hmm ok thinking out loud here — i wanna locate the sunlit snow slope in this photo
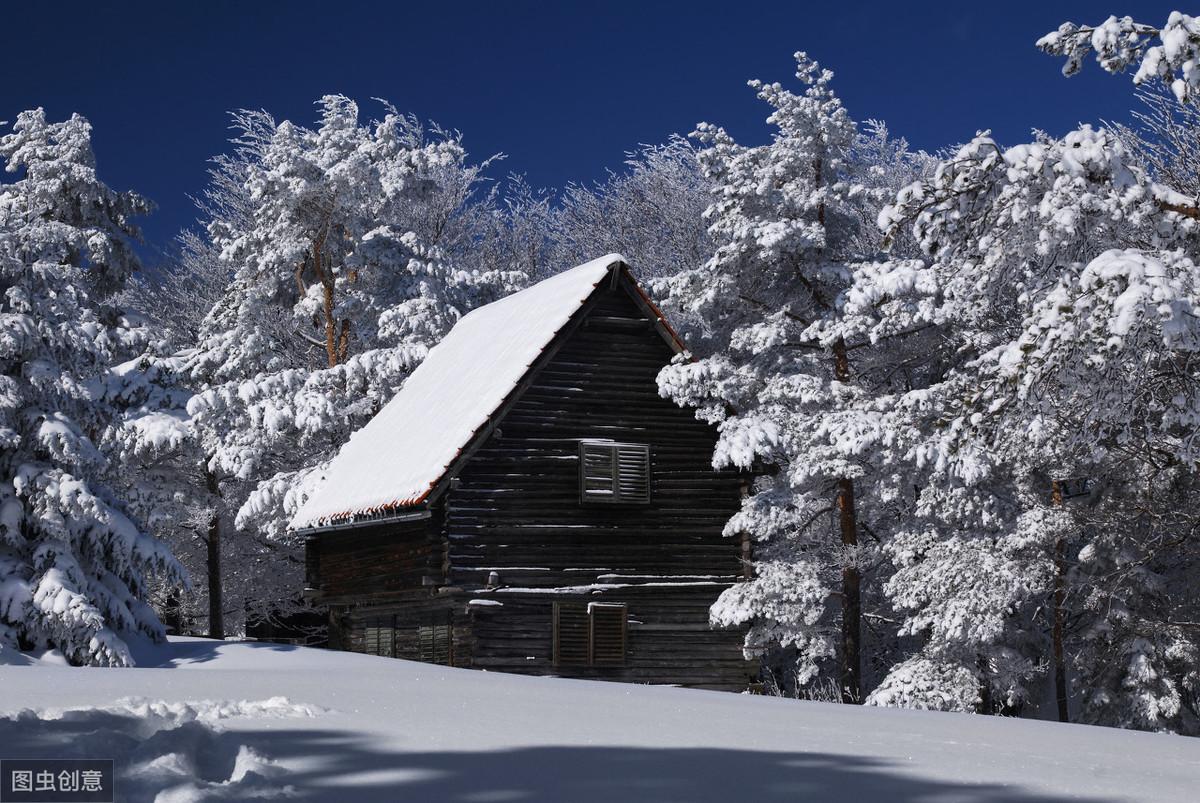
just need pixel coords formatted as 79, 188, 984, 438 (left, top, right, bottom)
1, 637, 1196, 802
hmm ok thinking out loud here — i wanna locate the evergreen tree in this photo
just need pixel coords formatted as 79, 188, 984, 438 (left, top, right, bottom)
659, 55, 935, 700
0, 109, 181, 665
859, 18, 1200, 727
178, 97, 524, 629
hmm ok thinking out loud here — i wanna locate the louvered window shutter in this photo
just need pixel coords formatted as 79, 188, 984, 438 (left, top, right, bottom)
418, 625, 434, 662
579, 441, 650, 504
364, 616, 395, 657
434, 626, 451, 665
580, 442, 617, 500
615, 445, 650, 503
419, 612, 453, 665
553, 602, 627, 667
553, 602, 590, 666
588, 603, 627, 665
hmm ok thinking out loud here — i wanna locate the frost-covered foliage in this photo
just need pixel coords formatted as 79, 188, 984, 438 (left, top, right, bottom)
0, 109, 182, 665
114, 230, 249, 637
542, 137, 714, 283
652, 24, 1200, 731
849, 19, 1200, 730
94, 346, 229, 637
506, 137, 718, 343
174, 97, 524, 627
1038, 12, 1200, 103
1114, 88, 1200, 202
657, 54, 936, 699
865, 656, 982, 712
124, 231, 231, 352
98, 354, 195, 548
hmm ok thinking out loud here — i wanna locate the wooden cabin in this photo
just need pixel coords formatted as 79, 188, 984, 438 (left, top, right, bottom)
293, 255, 756, 691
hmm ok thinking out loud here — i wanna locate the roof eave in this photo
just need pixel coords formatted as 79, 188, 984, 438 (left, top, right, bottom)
293, 505, 433, 536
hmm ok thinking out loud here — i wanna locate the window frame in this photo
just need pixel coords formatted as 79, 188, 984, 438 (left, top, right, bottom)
578, 440, 651, 505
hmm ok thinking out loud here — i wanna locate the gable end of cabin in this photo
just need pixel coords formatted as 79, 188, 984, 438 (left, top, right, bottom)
303, 262, 756, 691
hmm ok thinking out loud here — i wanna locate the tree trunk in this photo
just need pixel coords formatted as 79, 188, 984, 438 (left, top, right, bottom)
205, 468, 224, 641
313, 236, 341, 369
300, 226, 343, 368
833, 337, 861, 704
162, 591, 183, 636
1051, 479, 1069, 723
814, 155, 861, 703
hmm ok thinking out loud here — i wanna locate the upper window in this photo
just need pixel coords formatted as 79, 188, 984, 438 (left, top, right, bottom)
579, 440, 650, 504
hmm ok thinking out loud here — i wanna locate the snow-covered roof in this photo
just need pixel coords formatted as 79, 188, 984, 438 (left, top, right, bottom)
292, 254, 669, 532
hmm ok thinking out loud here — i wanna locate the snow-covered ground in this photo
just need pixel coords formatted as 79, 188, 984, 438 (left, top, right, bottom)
1, 638, 1197, 802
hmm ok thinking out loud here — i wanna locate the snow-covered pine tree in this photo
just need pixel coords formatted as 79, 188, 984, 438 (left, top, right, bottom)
658, 54, 936, 701
1032, 7, 1200, 733
0, 109, 181, 665
101, 227, 238, 639
865, 30, 1200, 727
97, 348, 206, 636
118, 203, 288, 638
179, 97, 523, 630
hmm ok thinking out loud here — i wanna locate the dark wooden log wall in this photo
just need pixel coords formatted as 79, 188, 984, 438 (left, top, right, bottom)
445, 286, 755, 691
335, 596, 472, 667
308, 517, 457, 658
310, 518, 440, 605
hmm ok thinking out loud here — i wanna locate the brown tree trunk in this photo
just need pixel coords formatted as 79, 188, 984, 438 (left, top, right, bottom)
312, 234, 340, 369
815, 152, 861, 703
1051, 480, 1069, 723
336, 318, 352, 364
205, 468, 224, 641
301, 227, 345, 368
833, 337, 861, 704
321, 280, 338, 367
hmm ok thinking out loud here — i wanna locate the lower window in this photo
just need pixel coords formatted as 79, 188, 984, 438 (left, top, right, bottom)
553, 601, 627, 666
364, 615, 395, 657
419, 612, 453, 665
363, 611, 454, 665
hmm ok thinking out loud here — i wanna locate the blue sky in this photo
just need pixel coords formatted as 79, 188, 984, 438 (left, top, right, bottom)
1, 1, 1178, 257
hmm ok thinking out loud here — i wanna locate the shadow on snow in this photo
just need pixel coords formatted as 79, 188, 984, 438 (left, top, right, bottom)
218, 727, 1118, 803
127, 636, 301, 667
0, 706, 1122, 802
